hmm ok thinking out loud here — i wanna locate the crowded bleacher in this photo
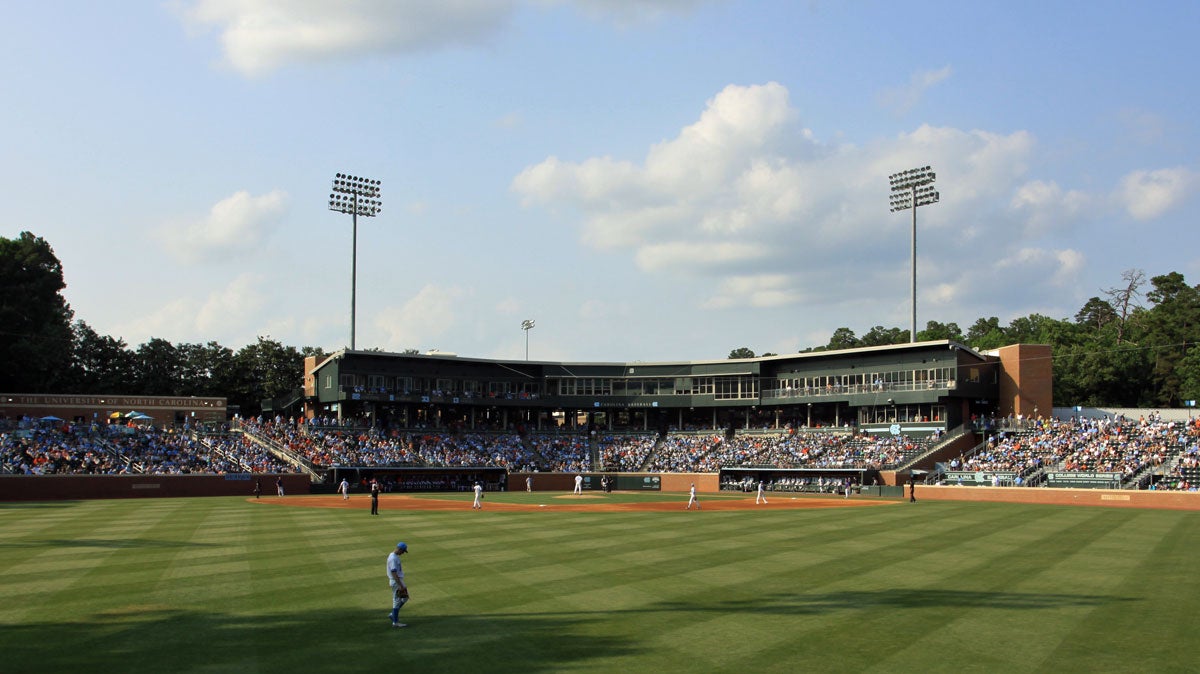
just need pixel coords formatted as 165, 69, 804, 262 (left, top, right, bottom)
949, 413, 1200, 489
4, 411, 1198, 492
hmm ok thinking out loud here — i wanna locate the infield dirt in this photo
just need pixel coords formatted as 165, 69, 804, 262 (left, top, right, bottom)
253, 493, 896, 512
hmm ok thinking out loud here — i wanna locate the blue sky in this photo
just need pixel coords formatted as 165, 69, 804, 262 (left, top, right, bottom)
3, 1, 1197, 362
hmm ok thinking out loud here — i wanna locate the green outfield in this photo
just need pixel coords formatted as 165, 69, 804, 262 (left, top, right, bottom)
1, 493, 1198, 673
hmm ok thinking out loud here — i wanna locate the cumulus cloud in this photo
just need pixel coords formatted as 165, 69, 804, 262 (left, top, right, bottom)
703, 274, 805, 309
995, 247, 1085, 286
513, 82, 1064, 311
878, 65, 953, 114
178, 0, 516, 76
373, 284, 468, 352
1010, 180, 1093, 233
177, 0, 712, 75
1115, 167, 1198, 221
114, 272, 270, 347
158, 189, 289, 263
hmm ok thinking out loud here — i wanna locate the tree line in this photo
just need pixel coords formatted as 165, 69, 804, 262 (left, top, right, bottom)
729, 267, 1198, 408
3, 232, 1197, 414
1, 232, 316, 415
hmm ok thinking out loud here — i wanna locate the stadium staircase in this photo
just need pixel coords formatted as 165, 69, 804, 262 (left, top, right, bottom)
259, 388, 305, 416
236, 426, 323, 482
636, 436, 666, 471
895, 424, 973, 477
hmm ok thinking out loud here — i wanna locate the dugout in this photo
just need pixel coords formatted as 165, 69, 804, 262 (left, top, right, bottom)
720, 467, 881, 495
323, 466, 508, 494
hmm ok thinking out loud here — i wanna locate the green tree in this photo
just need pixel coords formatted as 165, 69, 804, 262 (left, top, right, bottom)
177, 341, 239, 398
1179, 347, 1200, 405
859, 325, 908, 347
134, 338, 184, 395
917, 320, 964, 342
231, 336, 305, 415
966, 317, 1007, 350
728, 347, 755, 359
1074, 297, 1118, 331
71, 321, 136, 393
825, 327, 858, 350
0, 232, 75, 392
1005, 314, 1064, 344
1140, 272, 1199, 406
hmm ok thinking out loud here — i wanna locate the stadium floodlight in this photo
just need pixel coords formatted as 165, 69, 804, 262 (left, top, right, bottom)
521, 319, 536, 360
329, 173, 382, 351
888, 165, 939, 343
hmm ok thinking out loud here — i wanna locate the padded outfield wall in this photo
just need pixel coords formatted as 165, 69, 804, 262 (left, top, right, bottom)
0, 474, 311, 501
913, 484, 1200, 510
4, 474, 1197, 510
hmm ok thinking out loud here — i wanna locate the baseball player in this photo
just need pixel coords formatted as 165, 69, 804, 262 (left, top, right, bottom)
472, 482, 484, 509
387, 542, 409, 628
573, 474, 583, 495
756, 480, 768, 505
686, 483, 700, 510
339, 478, 350, 500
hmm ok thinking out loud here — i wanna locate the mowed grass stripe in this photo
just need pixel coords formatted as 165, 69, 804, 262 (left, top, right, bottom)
629, 504, 1117, 671
3, 496, 1200, 674
2, 500, 199, 620
857, 507, 1149, 672
1030, 510, 1200, 671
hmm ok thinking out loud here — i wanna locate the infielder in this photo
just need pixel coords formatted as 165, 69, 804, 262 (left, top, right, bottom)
339, 478, 350, 500
756, 480, 768, 504
573, 474, 583, 495
686, 483, 700, 510
472, 482, 484, 509
387, 542, 409, 628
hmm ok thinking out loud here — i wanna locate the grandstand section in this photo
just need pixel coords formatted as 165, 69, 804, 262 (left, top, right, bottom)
35, 342, 1200, 501
293, 340, 1048, 441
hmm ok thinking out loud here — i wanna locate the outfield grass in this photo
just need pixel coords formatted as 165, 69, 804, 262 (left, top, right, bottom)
1, 492, 1198, 673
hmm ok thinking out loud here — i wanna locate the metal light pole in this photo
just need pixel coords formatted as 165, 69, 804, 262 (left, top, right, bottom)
888, 165, 939, 343
521, 319, 535, 360
329, 173, 382, 350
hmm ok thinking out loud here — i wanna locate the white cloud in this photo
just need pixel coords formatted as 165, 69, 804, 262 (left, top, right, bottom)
178, 0, 713, 76
1115, 167, 1198, 221
634, 240, 769, 272
878, 65, 953, 114
703, 274, 804, 309
113, 272, 270, 347
514, 83, 1060, 312
158, 189, 289, 263
179, 0, 516, 76
373, 284, 468, 352
995, 247, 1084, 286
1010, 180, 1093, 233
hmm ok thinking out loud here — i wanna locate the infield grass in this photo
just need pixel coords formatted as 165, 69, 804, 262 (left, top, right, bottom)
1, 492, 1198, 673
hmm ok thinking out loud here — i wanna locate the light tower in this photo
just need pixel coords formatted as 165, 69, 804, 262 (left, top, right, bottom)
888, 165, 939, 343
329, 173, 382, 350
521, 319, 535, 360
